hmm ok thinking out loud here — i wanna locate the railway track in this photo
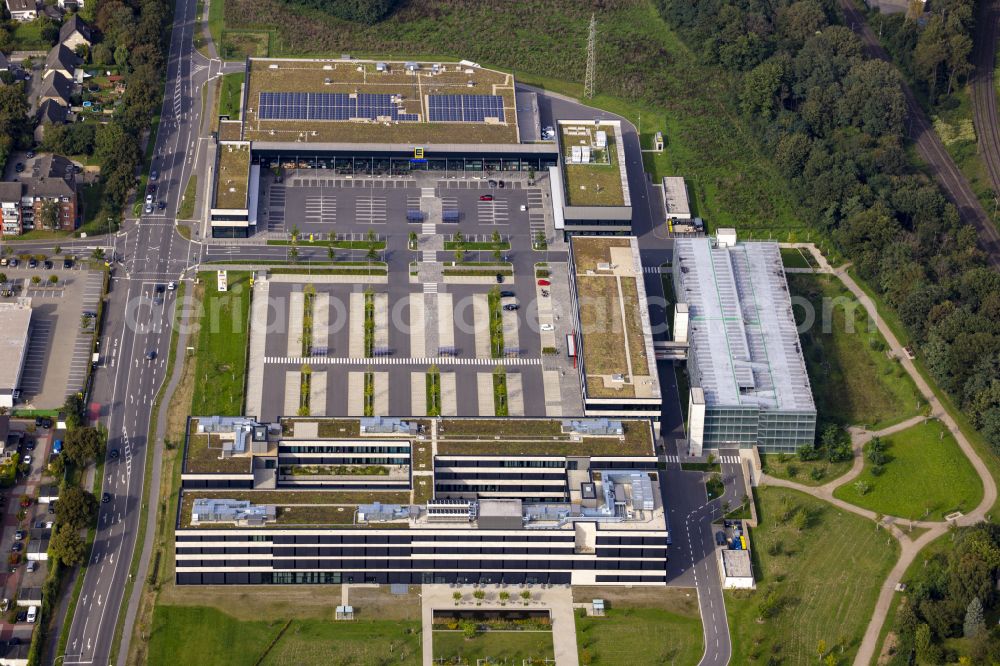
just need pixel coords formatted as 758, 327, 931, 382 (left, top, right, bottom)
972, 0, 1000, 210
839, 0, 1000, 269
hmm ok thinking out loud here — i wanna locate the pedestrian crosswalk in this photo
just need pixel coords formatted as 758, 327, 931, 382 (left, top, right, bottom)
663, 455, 680, 463
421, 223, 436, 235
423, 282, 438, 294
264, 355, 542, 366
643, 266, 665, 274
719, 455, 740, 464
421, 250, 436, 263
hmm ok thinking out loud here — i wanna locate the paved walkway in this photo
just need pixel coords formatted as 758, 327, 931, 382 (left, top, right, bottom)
420, 583, 579, 666
768, 244, 998, 666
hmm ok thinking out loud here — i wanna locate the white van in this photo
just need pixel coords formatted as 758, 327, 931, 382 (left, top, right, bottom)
26, 605, 37, 623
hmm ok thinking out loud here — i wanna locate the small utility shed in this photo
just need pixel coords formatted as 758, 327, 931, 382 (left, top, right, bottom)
718, 549, 754, 589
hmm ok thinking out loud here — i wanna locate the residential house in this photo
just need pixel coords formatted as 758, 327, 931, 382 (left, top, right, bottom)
44, 44, 80, 82
37, 71, 73, 108
34, 100, 70, 143
5, 0, 37, 21
59, 15, 93, 51
42, 4, 64, 21
22, 155, 78, 232
0, 182, 24, 237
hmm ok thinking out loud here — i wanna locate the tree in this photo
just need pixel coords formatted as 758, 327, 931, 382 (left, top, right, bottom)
520, 589, 531, 604
53, 245, 61, 256
114, 44, 130, 73
963, 597, 985, 638
499, 590, 510, 605
0, 273, 6, 284
366, 245, 378, 262
816, 639, 827, 661
452, 591, 461, 605
63, 427, 106, 467
50, 524, 87, 565
49, 275, 59, 285
408, 231, 417, 248
473, 589, 485, 605
30, 276, 40, 285
55, 486, 98, 530
740, 59, 785, 119
326, 245, 334, 261
92, 43, 113, 66
491, 229, 501, 244
288, 246, 299, 263
454, 249, 465, 263
38, 199, 61, 230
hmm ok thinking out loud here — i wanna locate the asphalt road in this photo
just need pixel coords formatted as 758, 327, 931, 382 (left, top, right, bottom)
58, 0, 204, 661
840, 0, 1000, 269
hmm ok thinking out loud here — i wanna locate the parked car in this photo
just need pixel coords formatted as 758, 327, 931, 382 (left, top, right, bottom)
10, 543, 23, 553
540, 324, 554, 331
167, 281, 176, 291
26, 561, 36, 573
27, 258, 37, 268
109, 448, 119, 460
63, 258, 73, 269
43, 260, 52, 269
41, 417, 52, 429
15, 611, 26, 623
502, 304, 519, 311
102, 493, 112, 504
495, 274, 504, 284
145, 350, 156, 360
0, 258, 7, 266
145, 194, 153, 204
26, 606, 36, 623
13, 531, 24, 541
7, 258, 17, 267
479, 194, 494, 201
499, 290, 515, 298
14, 163, 23, 173
48, 502, 56, 515
0, 599, 9, 612
150, 170, 158, 181
22, 455, 31, 466
537, 279, 551, 287
144, 203, 153, 214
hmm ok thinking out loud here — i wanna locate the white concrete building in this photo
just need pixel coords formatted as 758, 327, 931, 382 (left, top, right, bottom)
0, 299, 32, 409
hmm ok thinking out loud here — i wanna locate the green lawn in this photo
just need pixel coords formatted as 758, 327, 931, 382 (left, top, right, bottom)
725, 487, 898, 664
148, 605, 421, 665
760, 453, 853, 487
779, 247, 815, 269
190, 271, 252, 415
433, 630, 553, 663
788, 273, 925, 429
575, 607, 703, 665
10, 19, 51, 50
219, 72, 245, 119
832, 420, 983, 521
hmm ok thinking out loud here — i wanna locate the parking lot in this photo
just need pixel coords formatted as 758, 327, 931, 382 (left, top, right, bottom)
0, 265, 103, 409
259, 171, 533, 238
242, 169, 581, 421
0, 417, 56, 644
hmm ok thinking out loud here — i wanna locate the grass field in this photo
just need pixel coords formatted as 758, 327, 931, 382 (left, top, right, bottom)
832, 420, 983, 521
788, 273, 924, 429
576, 607, 703, 664
725, 487, 898, 664
219, 72, 245, 119
760, 453, 853, 487
779, 247, 816, 269
219, 0, 809, 239
189, 271, 252, 415
148, 606, 421, 666
433, 630, 553, 664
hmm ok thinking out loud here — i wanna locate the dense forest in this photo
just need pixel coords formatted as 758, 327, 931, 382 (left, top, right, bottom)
888, 524, 1000, 664
657, 0, 1000, 458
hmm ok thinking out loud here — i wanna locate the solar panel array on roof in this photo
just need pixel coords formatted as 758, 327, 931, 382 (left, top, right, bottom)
427, 94, 505, 122
257, 92, 419, 122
